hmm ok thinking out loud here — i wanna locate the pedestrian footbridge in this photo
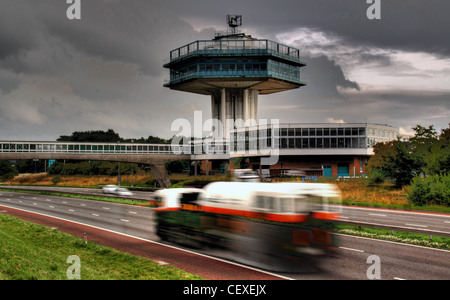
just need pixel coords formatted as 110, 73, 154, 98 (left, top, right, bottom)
0, 141, 191, 188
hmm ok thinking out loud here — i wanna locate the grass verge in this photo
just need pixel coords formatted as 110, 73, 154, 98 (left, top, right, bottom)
334, 224, 450, 251
0, 213, 203, 280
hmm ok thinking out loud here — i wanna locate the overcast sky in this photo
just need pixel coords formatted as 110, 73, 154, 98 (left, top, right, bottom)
0, 0, 449, 141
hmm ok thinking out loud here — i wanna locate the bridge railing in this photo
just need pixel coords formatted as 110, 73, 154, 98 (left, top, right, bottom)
0, 141, 192, 155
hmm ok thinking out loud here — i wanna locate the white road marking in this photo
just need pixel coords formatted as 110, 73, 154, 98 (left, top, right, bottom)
369, 213, 387, 217
49, 206, 55, 208
394, 277, 407, 280
68, 209, 75, 212
405, 223, 428, 228
92, 213, 99, 217
128, 211, 137, 214
120, 219, 129, 222
339, 246, 365, 253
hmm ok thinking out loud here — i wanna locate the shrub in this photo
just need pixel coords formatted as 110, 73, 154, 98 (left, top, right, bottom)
51, 176, 62, 185
408, 174, 450, 206
368, 168, 386, 184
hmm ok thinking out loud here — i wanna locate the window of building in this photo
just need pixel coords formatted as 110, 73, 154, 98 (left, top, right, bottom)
345, 137, 351, 148
316, 128, 323, 136
289, 138, 295, 148
330, 138, 337, 148
288, 128, 295, 136
302, 138, 309, 148
317, 138, 323, 148
302, 128, 309, 136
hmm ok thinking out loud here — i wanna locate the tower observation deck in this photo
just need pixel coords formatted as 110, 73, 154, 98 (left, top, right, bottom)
163, 15, 306, 139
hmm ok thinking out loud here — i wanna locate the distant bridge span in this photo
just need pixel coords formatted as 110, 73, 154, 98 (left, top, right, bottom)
0, 141, 191, 188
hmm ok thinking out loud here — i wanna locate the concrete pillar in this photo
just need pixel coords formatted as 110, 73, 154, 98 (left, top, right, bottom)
247, 89, 258, 126
221, 88, 226, 139
243, 89, 249, 122
149, 164, 171, 188
211, 94, 218, 120
253, 90, 258, 121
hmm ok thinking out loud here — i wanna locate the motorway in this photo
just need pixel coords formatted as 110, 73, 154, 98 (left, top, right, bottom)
0, 187, 449, 280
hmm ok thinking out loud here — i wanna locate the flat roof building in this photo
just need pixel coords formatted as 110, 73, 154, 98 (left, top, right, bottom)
193, 122, 402, 178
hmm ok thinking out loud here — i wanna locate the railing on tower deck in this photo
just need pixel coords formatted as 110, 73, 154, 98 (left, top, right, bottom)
167, 39, 302, 64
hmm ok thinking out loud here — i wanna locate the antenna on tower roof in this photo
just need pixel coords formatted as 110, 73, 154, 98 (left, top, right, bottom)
227, 14, 242, 35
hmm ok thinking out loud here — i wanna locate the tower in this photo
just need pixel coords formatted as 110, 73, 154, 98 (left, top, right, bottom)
164, 15, 306, 140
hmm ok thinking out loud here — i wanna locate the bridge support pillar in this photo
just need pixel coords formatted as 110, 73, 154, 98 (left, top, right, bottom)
149, 164, 172, 188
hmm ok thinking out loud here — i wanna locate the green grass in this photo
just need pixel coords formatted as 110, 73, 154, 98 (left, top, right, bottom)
0, 214, 203, 280
334, 224, 450, 250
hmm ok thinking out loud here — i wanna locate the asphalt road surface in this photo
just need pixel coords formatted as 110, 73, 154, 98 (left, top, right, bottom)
1, 189, 449, 280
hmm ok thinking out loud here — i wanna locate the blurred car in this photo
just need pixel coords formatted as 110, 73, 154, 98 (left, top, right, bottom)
102, 185, 119, 194
114, 187, 133, 196
102, 185, 133, 196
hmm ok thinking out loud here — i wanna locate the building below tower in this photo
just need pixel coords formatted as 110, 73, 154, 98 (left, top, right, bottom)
192, 122, 408, 178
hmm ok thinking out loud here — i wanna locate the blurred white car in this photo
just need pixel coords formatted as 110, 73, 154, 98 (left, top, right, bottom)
114, 187, 133, 196
102, 185, 133, 196
102, 185, 119, 194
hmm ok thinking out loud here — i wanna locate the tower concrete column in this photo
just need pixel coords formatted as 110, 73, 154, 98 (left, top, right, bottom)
220, 88, 226, 139
211, 94, 218, 120
243, 89, 249, 122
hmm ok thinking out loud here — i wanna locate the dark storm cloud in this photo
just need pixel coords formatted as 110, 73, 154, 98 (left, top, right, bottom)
301, 55, 360, 98
165, 0, 450, 57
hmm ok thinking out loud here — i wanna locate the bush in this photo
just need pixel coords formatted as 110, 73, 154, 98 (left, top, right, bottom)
0, 161, 18, 181
408, 174, 450, 206
368, 168, 386, 184
51, 176, 62, 185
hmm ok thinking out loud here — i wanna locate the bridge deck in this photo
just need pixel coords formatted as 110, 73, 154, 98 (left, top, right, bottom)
0, 141, 190, 155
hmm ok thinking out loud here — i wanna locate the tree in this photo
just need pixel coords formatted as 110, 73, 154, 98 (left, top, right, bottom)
367, 123, 449, 186
0, 161, 18, 181
57, 129, 122, 142
384, 140, 422, 187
